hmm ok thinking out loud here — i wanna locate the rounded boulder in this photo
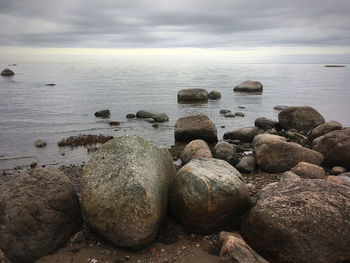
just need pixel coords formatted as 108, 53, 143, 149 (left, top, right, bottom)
180, 139, 212, 165
170, 158, 250, 233
81, 135, 175, 250
0, 168, 82, 263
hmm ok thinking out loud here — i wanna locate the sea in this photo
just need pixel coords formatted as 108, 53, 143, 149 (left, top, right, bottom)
0, 61, 349, 170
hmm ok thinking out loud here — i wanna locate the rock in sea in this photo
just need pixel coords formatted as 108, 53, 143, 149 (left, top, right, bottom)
208, 90, 221, 100
0, 68, 15, 76
233, 80, 263, 92
0, 168, 82, 263
170, 158, 250, 233
177, 88, 208, 102
35, 139, 47, 148
81, 135, 175, 250
174, 114, 218, 143
95, 109, 110, 118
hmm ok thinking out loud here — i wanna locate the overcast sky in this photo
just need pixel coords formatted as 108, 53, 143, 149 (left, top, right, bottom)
0, 0, 350, 61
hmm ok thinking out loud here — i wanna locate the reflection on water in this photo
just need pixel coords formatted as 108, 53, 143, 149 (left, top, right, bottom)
0, 61, 349, 169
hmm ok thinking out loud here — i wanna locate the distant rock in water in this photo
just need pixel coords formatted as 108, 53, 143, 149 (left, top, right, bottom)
109, 121, 120, 126
233, 80, 263, 92
220, 109, 231, 114
1, 68, 15, 76
35, 139, 47, 148
177, 88, 208, 102
208, 90, 221, 100
235, 112, 244, 117
45, 83, 56, 86
136, 111, 169, 122
94, 109, 110, 118
324, 65, 346, 67
126, 113, 136, 119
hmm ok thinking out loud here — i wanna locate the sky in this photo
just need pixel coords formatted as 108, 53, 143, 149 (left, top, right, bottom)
0, 0, 350, 63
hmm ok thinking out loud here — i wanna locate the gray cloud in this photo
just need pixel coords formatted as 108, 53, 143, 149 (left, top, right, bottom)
0, 0, 349, 48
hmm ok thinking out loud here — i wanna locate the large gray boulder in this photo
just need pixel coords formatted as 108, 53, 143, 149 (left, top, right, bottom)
254, 134, 323, 173
241, 175, 350, 263
0, 168, 82, 263
81, 135, 175, 250
233, 80, 263, 92
278, 106, 325, 134
170, 158, 250, 233
223, 127, 259, 143
0, 68, 15, 76
180, 139, 212, 165
177, 88, 208, 102
174, 115, 218, 143
309, 120, 342, 140
313, 128, 350, 169
212, 141, 238, 165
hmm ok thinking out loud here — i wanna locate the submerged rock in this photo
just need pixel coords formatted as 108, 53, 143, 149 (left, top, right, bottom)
0, 168, 82, 263
174, 115, 218, 143
278, 106, 325, 134
233, 80, 263, 92
177, 88, 208, 102
126, 113, 136, 118
0, 68, 15, 76
95, 109, 110, 118
208, 90, 221, 99
170, 158, 250, 233
136, 110, 155, 119
241, 175, 350, 263
220, 109, 231, 114
81, 135, 175, 250
35, 139, 47, 148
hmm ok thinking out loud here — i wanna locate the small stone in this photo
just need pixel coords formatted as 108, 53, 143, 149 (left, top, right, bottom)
220, 109, 231, 114
238, 106, 245, 109
126, 114, 135, 119
35, 139, 47, 148
152, 124, 159, 128
224, 112, 236, 118
95, 109, 110, 118
109, 121, 120, 126
331, 166, 346, 175
235, 112, 244, 117
30, 161, 38, 168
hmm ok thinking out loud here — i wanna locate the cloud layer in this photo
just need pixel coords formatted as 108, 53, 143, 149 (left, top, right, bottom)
0, 0, 349, 49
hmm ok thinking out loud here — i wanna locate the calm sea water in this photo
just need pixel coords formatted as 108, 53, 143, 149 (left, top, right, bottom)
0, 61, 349, 170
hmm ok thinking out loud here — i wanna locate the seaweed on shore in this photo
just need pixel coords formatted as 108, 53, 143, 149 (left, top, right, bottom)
58, 134, 114, 148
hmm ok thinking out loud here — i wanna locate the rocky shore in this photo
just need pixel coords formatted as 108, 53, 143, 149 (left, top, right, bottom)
1, 102, 350, 263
